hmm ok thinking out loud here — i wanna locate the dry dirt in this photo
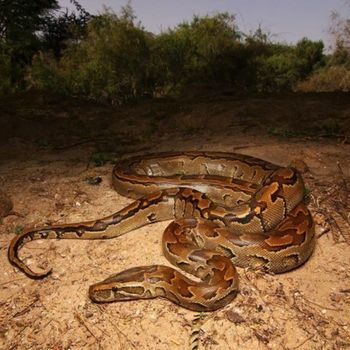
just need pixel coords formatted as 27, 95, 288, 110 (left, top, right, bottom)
0, 91, 349, 350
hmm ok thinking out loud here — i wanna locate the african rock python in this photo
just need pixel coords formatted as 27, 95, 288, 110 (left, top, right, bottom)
8, 152, 315, 311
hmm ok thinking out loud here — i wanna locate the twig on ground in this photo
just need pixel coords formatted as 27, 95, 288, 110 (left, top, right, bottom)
336, 162, 348, 191
329, 214, 349, 244
292, 333, 316, 349
301, 295, 342, 312
0, 277, 28, 287
316, 227, 330, 239
10, 325, 29, 350
12, 296, 39, 318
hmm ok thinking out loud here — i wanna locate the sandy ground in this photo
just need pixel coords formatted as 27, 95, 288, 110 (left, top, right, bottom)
0, 92, 349, 350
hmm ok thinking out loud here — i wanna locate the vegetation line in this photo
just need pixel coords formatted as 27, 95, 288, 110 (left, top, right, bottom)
1, 1, 350, 104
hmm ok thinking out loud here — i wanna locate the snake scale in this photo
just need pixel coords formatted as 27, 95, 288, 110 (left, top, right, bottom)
8, 152, 315, 311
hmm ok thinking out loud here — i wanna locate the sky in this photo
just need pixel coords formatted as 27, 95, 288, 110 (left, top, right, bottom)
59, 0, 349, 48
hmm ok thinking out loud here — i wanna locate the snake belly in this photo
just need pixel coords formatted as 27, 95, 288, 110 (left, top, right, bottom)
8, 152, 315, 311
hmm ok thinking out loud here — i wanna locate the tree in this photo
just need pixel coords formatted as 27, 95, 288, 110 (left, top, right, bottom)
0, 0, 90, 89
41, 1, 92, 57
0, 1, 59, 40
0, 0, 59, 86
295, 38, 324, 76
154, 13, 243, 89
329, 2, 350, 66
0, 0, 59, 54
31, 8, 155, 104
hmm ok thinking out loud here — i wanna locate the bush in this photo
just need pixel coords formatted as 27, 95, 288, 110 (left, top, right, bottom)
255, 51, 300, 92
296, 65, 350, 92
149, 29, 190, 94
152, 13, 246, 91
25, 8, 330, 101
0, 44, 13, 94
31, 11, 254, 101
295, 38, 325, 76
253, 38, 325, 92
30, 10, 155, 104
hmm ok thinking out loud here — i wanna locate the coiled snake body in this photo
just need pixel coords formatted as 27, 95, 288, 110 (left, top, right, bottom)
8, 152, 315, 311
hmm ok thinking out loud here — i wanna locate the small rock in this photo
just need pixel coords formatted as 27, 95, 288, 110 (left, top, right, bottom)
85, 311, 94, 318
225, 310, 245, 324
84, 176, 102, 185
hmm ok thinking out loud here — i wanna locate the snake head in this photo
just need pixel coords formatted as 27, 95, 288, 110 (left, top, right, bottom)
89, 266, 155, 303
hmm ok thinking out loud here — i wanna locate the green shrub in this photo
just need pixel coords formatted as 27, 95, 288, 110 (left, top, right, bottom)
255, 51, 299, 91
256, 54, 301, 91
25, 8, 330, 101
0, 44, 13, 94
152, 13, 246, 90
28, 51, 63, 92
0, 41, 33, 93
151, 29, 191, 94
30, 10, 155, 104
295, 38, 325, 76
253, 38, 325, 92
